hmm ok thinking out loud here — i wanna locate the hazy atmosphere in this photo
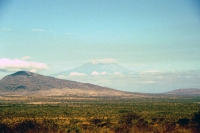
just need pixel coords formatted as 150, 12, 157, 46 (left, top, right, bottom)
0, 0, 200, 93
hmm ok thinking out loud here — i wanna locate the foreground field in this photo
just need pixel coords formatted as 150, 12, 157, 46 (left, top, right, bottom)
0, 95, 200, 133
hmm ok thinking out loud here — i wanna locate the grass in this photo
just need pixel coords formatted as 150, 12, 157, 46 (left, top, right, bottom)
0, 95, 200, 132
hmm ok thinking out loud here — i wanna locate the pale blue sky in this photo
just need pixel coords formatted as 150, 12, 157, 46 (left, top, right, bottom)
0, 0, 200, 92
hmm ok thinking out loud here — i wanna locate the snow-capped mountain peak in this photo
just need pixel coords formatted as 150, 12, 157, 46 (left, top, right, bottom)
53, 62, 132, 76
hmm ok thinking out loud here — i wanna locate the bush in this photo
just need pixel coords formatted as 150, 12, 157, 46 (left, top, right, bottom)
90, 118, 103, 126
119, 113, 140, 126
177, 118, 190, 126
14, 120, 42, 133
67, 126, 81, 133
191, 111, 200, 133
192, 111, 200, 125
0, 123, 13, 133
42, 119, 59, 132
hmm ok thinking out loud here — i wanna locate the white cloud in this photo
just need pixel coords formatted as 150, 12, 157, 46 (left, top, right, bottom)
157, 76, 163, 78
56, 70, 200, 93
114, 72, 123, 75
56, 75, 67, 79
29, 69, 38, 73
101, 71, 106, 75
31, 28, 45, 32
89, 58, 118, 64
0, 58, 48, 72
142, 81, 156, 84
21, 56, 31, 60
91, 71, 99, 75
91, 71, 106, 75
140, 70, 161, 75
69, 72, 86, 76
2, 28, 12, 31
66, 32, 80, 35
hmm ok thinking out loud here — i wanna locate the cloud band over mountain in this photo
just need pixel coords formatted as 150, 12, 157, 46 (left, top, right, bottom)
89, 58, 118, 64
0, 58, 48, 72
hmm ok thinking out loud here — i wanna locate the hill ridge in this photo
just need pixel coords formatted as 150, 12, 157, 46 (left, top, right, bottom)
165, 88, 200, 95
0, 71, 142, 97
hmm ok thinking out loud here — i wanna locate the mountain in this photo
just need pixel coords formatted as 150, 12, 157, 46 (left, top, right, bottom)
53, 62, 132, 76
164, 88, 200, 95
0, 71, 143, 97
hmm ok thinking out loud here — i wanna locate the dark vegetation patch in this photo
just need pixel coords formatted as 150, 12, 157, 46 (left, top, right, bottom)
10, 71, 32, 76
15, 85, 27, 90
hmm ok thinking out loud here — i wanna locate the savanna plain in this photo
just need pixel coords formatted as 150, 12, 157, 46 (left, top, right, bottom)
0, 95, 200, 133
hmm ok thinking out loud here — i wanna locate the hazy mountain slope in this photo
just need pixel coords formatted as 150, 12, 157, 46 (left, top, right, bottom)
53, 62, 132, 76
0, 71, 114, 91
165, 88, 200, 95
0, 71, 143, 97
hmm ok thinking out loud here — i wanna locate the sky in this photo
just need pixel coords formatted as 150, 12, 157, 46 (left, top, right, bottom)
0, 0, 200, 93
